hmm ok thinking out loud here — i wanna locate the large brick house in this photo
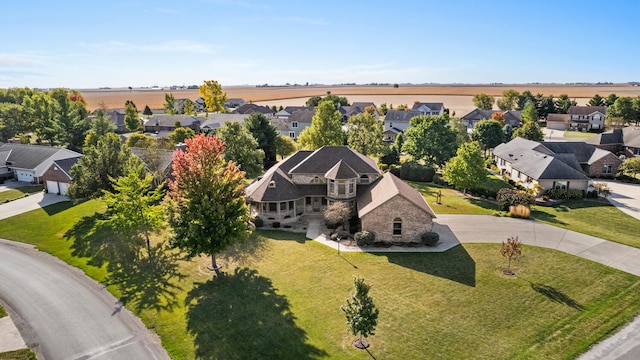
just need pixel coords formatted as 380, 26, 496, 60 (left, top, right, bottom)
245, 146, 435, 243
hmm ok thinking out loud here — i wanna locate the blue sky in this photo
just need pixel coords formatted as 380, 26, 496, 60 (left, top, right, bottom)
2, 0, 638, 89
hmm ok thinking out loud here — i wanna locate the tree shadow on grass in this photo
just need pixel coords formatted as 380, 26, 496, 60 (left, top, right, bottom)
185, 267, 328, 360
255, 229, 309, 244
530, 283, 585, 310
530, 209, 568, 226
467, 198, 500, 212
64, 213, 186, 312
41, 200, 76, 216
383, 245, 476, 287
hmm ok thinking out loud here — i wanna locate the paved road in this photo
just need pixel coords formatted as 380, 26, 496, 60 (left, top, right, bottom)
0, 239, 170, 360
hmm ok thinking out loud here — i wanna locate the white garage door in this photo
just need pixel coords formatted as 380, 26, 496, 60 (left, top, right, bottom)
16, 170, 34, 182
59, 182, 69, 196
46, 181, 59, 194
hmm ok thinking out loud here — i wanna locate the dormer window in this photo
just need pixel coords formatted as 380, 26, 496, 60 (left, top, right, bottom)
311, 176, 322, 184
360, 174, 369, 184
268, 181, 276, 188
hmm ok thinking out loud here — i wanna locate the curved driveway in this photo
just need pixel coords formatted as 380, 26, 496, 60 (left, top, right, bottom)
0, 239, 169, 360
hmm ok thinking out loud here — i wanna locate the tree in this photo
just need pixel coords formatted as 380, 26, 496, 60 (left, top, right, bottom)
275, 135, 297, 160
23, 92, 61, 145
324, 201, 351, 230
535, 94, 556, 119
471, 119, 505, 157
491, 112, 506, 124
449, 116, 469, 146
199, 80, 227, 112
346, 112, 384, 156
512, 103, 544, 141
244, 112, 279, 165
442, 142, 487, 193
143, 105, 153, 116
607, 97, 637, 126
217, 122, 264, 178
500, 236, 522, 275
126, 133, 155, 148
164, 93, 177, 115
502, 124, 514, 140
341, 276, 379, 349
378, 103, 389, 115
49, 88, 90, 150
394, 132, 405, 152
554, 94, 576, 114
0, 102, 28, 141
84, 109, 117, 147
183, 99, 196, 115
305, 96, 322, 107
472, 93, 494, 110
403, 114, 457, 167
617, 157, 640, 180
168, 127, 195, 144
379, 144, 400, 166
102, 164, 164, 255
606, 93, 619, 107
305, 94, 349, 107
516, 90, 536, 111
497, 89, 520, 110
124, 101, 140, 132
298, 101, 345, 149
588, 94, 605, 107
68, 133, 140, 199
166, 134, 252, 276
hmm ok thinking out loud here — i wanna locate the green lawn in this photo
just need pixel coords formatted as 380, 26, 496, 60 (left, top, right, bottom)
0, 202, 639, 359
531, 199, 640, 248
0, 186, 44, 203
0, 349, 37, 360
563, 131, 598, 138
0, 304, 6, 318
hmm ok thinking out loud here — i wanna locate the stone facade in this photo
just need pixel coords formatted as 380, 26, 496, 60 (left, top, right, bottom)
41, 164, 72, 183
360, 195, 433, 243
586, 152, 621, 178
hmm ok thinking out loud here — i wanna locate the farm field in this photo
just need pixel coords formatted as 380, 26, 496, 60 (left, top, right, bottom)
79, 84, 640, 116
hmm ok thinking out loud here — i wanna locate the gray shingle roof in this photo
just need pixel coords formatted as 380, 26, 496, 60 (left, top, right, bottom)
324, 160, 358, 180
412, 102, 444, 111
52, 156, 82, 178
200, 113, 250, 130
288, 109, 316, 123
147, 115, 201, 127
289, 146, 380, 175
0, 144, 81, 170
568, 106, 606, 115
384, 110, 422, 123
232, 104, 274, 115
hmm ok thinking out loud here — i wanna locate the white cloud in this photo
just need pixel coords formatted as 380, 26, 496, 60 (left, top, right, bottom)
81, 40, 219, 54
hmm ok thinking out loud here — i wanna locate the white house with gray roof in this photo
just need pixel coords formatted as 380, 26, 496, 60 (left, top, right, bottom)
0, 143, 82, 183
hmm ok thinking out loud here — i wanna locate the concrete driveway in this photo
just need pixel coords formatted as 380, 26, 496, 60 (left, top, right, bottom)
0, 239, 170, 359
598, 180, 640, 220
0, 192, 69, 221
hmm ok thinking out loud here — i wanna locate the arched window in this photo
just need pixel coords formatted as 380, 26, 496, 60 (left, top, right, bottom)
268, 181, 276, 188
393, 217, 402, 236
310, 176, 321, 184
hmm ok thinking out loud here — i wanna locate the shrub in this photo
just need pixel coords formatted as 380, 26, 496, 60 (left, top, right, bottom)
421, 231, 440, 246
272, 221, 281, 228
544, 189, 584, 200
326, 220, 340, 229
484, 158, 495, 169
594, 182, 611, 197
253, 217, 264, 228
399, 162, 435, 182
388, 164, 401, 177
378, 163, 389, 172
354, 231, 375, 246
496, 188, 535, 211
432, 175, 448, 186
509, 204, 531, 218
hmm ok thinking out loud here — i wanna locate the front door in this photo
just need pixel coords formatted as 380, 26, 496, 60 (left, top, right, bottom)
312, 197, 321, 212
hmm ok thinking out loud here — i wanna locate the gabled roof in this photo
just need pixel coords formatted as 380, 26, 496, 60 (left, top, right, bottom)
568, 106, 606, 115
130, 148, 175, 172
0, 144, 81, 171
284, 106, 314, 114
147, 115, 201, 127
232, 103, 274, 115
586, 127, 640, 148
288, 109, 315, 123
384, 110, 422, 123
412, 102, 444, 111
324, 160, 358, 180
288, 146, 380, 175
200, 113, 251, 130
461, 109, 521, 122
245, 167, 301, 202
50, 156, 82, 180
546, 113, 570, 122
357, 172, 435, 218
542, 142, 605, 164
351, 102, 377, 111
493, 138, 589, 180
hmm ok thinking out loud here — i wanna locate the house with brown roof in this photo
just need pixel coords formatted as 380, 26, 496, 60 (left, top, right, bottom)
547, 106, 606, 131
245, 146, 435, 243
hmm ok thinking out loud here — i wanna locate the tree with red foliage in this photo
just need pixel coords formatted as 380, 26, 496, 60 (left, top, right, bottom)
165, 133, 252, 276
491, 111, 505, 124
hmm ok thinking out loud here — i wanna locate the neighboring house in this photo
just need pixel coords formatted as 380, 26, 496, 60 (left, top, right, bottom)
382, 110, 422, 142
245, 146, 435, 243
493, 137, 595, 194
41, 156, 82, 195
337, 102, 380, 122
412, 102, 445, 116
0, 144, 82, 183
460, 109, 521, 129
278, 109, 315, 140
131, 147, 175, 186
104, 109, 127, 133
200, 113, 251, 133
541, 142, 621, 178
586, 126, 640, 157
224, 98, 246, 109
143, 115, 202, 137
232, 104, 274, 118
274, 106, 314, 120
547, 106, 606, 131
194, 97, 206, 112
383, 128, 403, 143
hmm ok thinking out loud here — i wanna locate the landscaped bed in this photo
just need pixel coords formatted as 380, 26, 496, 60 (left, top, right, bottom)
0, 201, 639, 359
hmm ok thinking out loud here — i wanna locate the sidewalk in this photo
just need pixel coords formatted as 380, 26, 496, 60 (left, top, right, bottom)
0, 316, 27, 353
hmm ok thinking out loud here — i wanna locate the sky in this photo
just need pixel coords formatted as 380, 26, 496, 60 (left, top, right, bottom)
2, 0, 639, 89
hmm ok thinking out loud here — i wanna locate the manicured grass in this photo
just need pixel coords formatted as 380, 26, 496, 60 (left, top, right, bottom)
1, 203, 640, 359
408, 181, 501, 215
531, 199, 640, 248
0, 304, 6, 318
0, 349, 37, 360
563, 131, 597, 138
0, 186, 44, 203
